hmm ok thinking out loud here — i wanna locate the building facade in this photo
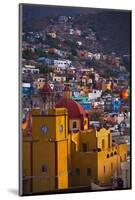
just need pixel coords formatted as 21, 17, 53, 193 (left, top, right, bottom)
22, 96, 128, 194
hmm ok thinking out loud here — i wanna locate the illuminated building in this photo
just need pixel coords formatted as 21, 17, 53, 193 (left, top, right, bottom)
22, 88, 128, 194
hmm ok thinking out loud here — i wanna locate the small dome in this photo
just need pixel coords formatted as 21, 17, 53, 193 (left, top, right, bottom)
63, 86, 70, 92
56, 98, 87, 118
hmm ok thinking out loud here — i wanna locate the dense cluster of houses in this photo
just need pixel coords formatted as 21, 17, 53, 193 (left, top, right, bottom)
22, 14, 130, 192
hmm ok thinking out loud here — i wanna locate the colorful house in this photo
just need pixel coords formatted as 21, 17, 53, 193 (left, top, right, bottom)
72, 96, 92, 111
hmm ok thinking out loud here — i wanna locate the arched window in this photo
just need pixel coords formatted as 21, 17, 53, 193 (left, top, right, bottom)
84, 119, 87, 125
111, 152, 113, 156
73, 121, 77, 129
107, 154, 110, 158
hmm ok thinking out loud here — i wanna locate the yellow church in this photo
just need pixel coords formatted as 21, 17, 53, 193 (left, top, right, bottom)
22, 88, 127, 194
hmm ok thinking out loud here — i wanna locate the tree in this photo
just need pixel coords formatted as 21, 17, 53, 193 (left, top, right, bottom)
39, 65, 49, 74
22, 49, 36, 59
89, 112, 102, 121
71, 48, 77, 56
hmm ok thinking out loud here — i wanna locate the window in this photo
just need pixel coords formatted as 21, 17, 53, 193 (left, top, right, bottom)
104, 165, 106, 174
108, 134, 111, 148
76, 168, 80, 176
59, 124, 63, 133
42, 165, 47, 173
82, 143, 88, 152
111, 163, 113, 171
102, 139, 105, 149
87, 168, 91, 176
124, 154, 127, 161
69, 169, 73, 176
84, 119, 87, 125
111, 152, 113, 156
41, 125, 48, 134
72, 121, 77, 129
120, 156, 122, 162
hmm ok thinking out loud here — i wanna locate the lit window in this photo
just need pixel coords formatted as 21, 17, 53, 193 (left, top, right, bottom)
41, 125, 48, 134
84, 119, 87, 125
42, 165, 47, 173
76, 168, 80, 176
87, 168, 91, 176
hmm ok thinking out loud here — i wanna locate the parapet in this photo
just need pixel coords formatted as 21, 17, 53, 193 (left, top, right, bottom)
48, 108, 68, 115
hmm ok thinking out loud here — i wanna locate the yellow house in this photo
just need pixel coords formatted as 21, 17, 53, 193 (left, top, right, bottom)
22, 95, 128, 194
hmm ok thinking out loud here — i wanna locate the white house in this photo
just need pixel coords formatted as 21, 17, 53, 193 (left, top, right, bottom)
88, 90, 102, 100
23, 65, 39, 74
54, 60, 72, 69
52, 76, 66, 82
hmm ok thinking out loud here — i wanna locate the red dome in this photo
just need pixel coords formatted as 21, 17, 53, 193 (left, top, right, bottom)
56, 98, 87, 118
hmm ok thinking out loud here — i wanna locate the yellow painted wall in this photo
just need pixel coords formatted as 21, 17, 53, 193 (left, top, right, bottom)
70, 127, 126, 186
23, 107, 128, 193
117, 144, 128, 162
97, 149, 120, 184
57, 140, 68, 189
23, 141, 31, 194
79, 129, 96, 151
23, 108, 69, 194
71, 151, 97, 187
84, 117, 88, 130
96, 128, 111, 150
32, 141, 55, 193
